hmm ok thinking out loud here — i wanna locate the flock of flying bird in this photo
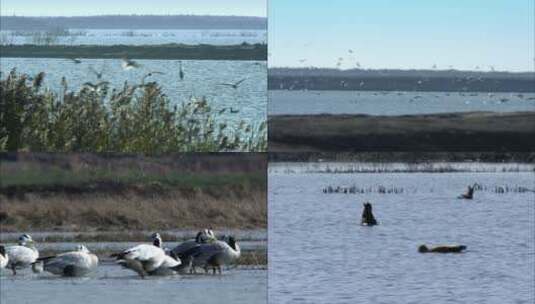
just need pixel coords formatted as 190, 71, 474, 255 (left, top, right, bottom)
71, 57, 249, 91
0, 229, 241, 279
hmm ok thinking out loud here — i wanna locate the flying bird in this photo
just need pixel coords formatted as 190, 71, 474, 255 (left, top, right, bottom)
122, 58, 141, 70
217, 78, 247, 89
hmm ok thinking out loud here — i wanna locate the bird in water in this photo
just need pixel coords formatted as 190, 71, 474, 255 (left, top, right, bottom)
35, 245, 99, 277
361, 202, 378, 226
458, 185, 475, 199
179, 61, 185, 80
170, 229, 217, 268
110, 234, 181, 278
5, 234, 39, 275
218, 78, 247, 89
418, 245, 467, 253
69, 58, 82, 64
181, 235, 241, 275
0, 245, 9, 269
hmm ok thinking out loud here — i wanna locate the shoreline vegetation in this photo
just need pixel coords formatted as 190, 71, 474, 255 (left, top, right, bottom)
0, 153, 267, 232
268, 112, 535, 152
0, 70, 267, 152
0, 43, 267, 61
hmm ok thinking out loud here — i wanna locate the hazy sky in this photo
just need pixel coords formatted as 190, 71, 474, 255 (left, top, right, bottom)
0, 0, 266, 17
269, 0, 534, 71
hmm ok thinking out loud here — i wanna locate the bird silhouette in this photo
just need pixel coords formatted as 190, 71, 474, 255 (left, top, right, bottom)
217, 78, 247, 89
88, 66, 105, 79
179, 61, 184, 80
122, 58, 141, 70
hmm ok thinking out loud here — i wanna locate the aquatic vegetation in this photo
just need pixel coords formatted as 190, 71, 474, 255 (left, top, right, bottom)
0, 70, 267, 152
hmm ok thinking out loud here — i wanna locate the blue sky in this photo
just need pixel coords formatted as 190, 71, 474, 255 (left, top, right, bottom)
269, 0, 534, 71
0, 0, 266, 17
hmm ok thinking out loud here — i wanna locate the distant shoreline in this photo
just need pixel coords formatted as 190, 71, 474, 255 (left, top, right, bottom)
0, 43, 267, 60
268, 111, 535, 152
269, 68, 535, 92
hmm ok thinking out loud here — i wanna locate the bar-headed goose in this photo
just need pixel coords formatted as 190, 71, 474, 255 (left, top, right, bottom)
6, 234, 39, 275
36, 245, 99, 277
0, 245, 8, 269
189, 236, 241, 275
170, 229, 217, 273
110, 238, 181, 278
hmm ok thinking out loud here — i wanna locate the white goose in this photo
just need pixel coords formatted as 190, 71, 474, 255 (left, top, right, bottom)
111, 234, 181, 278
0, 245, 9, 269
37, 245, 98, 277
171, 229, 217, 273
189, 236, 241, 275
6, 234, 39, 275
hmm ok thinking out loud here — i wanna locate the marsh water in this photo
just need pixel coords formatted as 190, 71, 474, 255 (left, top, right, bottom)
0, 264, 266, 304
269, 90, 535, 116
0, 29, 267, 46
1, 58, 267, 127
269, 163, 534, 303
0, 229, 267, 304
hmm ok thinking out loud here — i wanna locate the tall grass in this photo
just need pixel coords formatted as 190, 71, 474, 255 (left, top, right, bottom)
0, 70, 267, 152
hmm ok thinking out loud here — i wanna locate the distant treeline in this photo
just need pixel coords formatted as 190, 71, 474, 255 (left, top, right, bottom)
268, 152, 535, 163
0, 15, 266, 30
269, 68, 535, 92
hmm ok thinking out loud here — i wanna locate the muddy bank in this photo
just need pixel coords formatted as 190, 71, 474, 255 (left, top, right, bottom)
268, 111, 535, 152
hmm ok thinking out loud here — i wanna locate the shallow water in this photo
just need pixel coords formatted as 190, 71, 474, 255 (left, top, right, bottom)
269, 90, 535, 116
1, 58, 266, 127
269, 166, 534, 303
0, 264, 266, 304
0, 29, 267, 46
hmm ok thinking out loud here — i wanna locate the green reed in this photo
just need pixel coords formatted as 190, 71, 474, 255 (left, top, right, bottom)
0, 69, 267, 152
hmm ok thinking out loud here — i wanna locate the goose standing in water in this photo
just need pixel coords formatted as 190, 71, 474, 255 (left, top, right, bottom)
110, 234, 181, 278
0, 245, 9, 269
36, 245, 98, 277
188, 236, 241, 275
361, 202, 378, 226
171, 229, 217, 273
418, 244, 467, 253
6, 234, 39, 275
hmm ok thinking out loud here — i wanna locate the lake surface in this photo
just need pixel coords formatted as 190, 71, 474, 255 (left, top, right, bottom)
0, 264, 266, 304
0, 29, 267, 46
269, 164, 534, 303
1, 58, 267, 127
269, 90, 535, 116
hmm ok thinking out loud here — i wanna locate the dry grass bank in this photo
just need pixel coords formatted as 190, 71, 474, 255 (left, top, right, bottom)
0, 153, 267, 232
0, 188, 266, 232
